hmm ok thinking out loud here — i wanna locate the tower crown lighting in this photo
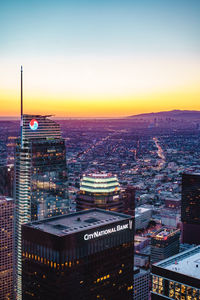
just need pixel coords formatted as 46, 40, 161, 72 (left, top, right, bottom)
80, 172, 120, 193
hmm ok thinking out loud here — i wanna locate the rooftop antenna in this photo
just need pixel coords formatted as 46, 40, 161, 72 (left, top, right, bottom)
21, 66, 23, 117
20, 66, 23, 148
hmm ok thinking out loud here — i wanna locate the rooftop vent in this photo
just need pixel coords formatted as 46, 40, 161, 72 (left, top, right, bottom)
85, 217, 99, 223
52, 224, 70, 230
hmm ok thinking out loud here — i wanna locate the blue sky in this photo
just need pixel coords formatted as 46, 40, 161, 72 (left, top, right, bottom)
1, 0, 199, 57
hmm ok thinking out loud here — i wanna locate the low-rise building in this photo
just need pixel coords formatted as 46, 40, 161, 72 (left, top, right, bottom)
135, 206, 152, 231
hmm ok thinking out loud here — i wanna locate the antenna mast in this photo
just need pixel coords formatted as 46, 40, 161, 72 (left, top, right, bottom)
21, 66, 23, 117
20, 66, 23, 148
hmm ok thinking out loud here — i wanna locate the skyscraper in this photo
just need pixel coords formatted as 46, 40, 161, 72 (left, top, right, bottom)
14, 114, 68, 299
181, 173, 200, 244
76, 172, 123, 212
21, 209, 134, 300
121, 185, 135, 216
0, 196, 14, 300
76, 172, 135, 215
14, 66, 68, 300
151, 246, 200, 299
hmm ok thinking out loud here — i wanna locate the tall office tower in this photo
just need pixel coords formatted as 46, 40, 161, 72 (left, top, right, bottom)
76, 173, 123, 212
15, 115, 68, 299
0, 165, 14, 197
0, 166, 8, 195
150, 228, 180, 264
121, 186, 135, 216
0, 141, 7, 167
0, 196, 14, 300
76, 172, 135, 216
22, 209, 134, 300
181, 173, 200, 244
151, 246, 200, 299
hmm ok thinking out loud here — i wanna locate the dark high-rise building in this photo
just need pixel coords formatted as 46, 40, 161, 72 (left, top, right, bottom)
15, 114, 68, 299
22, 209, 134, 300
150, 228, 180, 264
121, 186, 135, 216
181, 173, 200, 245
0, 165, 14, 197
0, 196, 14, 300
151, 246, 200, 299
76, 172, 135, 215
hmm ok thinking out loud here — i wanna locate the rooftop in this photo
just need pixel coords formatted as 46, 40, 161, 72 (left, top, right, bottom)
155, 246, 200, 280
134, 267, 149, 277
0, 196, 13, 203
135, 206, 152, 217
25, 209, 131, 237
86, 173, 115, 178
152, 227, 180, 240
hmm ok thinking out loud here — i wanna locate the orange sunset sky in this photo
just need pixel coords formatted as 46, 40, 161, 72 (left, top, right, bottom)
1, 0, 200, 118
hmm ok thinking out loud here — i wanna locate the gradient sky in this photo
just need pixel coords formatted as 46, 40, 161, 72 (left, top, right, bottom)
0, 0, 200, 117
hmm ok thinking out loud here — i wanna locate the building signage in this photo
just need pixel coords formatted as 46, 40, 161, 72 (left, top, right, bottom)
29, 119, 39, 131
84, 221, 133, 241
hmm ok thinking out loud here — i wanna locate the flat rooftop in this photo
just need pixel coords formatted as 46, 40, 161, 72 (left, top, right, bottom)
135, 206, 152, 217
0, 196, 13, 203
135, 236, 149, 242
165, 198, 181, 202
155, 246, 200, 280
152, 228, 180, 239
25, 209, 131, 237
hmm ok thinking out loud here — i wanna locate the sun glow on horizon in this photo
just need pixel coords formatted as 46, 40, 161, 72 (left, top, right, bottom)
1, 0, 199, 117
0, 55, 200, 118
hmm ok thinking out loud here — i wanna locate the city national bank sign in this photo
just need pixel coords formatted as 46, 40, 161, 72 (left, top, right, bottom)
84, 220, 133, 241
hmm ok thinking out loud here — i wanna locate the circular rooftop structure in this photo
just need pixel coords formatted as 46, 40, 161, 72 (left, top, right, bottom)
80, 172, 120, 194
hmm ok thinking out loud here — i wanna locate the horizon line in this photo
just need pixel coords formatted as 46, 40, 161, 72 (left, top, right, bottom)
1, 109, 200, 121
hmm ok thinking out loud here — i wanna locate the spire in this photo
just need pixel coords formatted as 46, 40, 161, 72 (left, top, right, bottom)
21, 66, 23, 117
20, 66, 23, 148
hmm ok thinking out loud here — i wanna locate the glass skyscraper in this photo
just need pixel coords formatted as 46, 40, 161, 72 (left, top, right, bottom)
21, 209, 134, 300
14, 114, 68, 300
181, 173, 200, 245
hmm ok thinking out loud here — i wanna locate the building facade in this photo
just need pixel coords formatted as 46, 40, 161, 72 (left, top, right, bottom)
76, 173, 123, 212
181, 173, 200, 245
14, 114, 68, 299
150, 228, 180, 264
0, 196, 14, 300
76, 173, 135, 215
135, 206, 152, 231
121, 186, 135, 216
151, 246, 200, 299
160, 208, 180, 228
134, 267, 149, 300
22, 209, 134, 300
0, 165, 14, 197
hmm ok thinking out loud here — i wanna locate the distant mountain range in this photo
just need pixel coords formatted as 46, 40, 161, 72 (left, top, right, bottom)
128, 110, 200, 120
